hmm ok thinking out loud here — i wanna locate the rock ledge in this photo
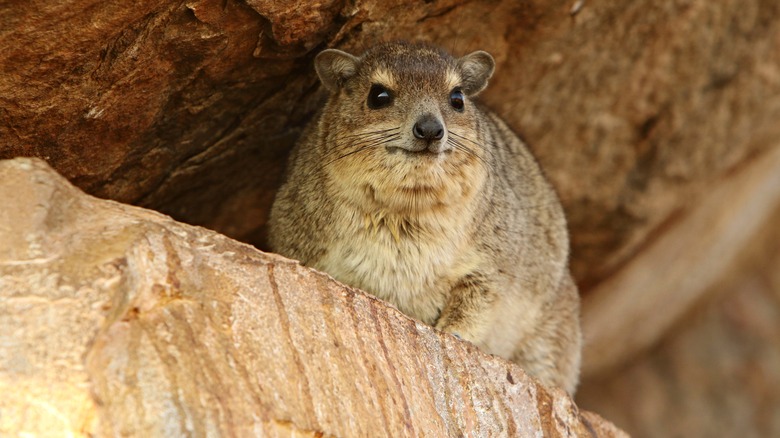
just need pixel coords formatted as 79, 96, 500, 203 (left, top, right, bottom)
0, 158, 624, 437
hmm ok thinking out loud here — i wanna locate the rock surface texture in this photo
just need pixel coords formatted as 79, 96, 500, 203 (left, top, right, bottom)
0, 158, 626, 437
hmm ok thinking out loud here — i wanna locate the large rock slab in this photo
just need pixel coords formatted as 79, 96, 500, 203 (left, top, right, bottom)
0, 157, 625, 436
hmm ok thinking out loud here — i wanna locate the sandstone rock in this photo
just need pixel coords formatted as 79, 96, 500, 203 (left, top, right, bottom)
577, 208, 780, 437
581, 145, 780, 377
0, 157, 625, 437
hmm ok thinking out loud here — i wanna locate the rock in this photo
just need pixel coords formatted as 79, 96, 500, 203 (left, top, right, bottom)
577, 209, 780, 436
581, 145, 780, 377
0, 157, 625, 437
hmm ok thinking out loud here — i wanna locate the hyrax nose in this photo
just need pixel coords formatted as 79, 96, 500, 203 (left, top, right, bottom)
413, 114, 444, 142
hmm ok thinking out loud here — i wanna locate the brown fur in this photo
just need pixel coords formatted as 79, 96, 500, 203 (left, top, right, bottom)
268, 42, 581, 394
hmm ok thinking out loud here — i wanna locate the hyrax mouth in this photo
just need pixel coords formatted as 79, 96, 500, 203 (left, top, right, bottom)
385, 146, 452, 157
385, 113, 452, 156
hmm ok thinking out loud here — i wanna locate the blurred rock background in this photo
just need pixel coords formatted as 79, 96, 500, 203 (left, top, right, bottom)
2, 1, 779, 435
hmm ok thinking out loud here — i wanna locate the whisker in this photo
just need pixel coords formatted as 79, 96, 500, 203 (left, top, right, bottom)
450, 130, 508, 156
449, 131, 482, 147
346, 133, 401, 152
447, 138, 494, 171
322, 133, 398, 159
324, 133, 401, 165
453, 130, 518, 158
449, 131, 489, 157
322, 129, 401, 160
340, 127, 400, 139
372, 134, 402, 147
324, 145, 374, 166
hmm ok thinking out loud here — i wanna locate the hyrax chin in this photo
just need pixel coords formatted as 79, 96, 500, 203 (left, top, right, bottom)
268, 41, 581, 394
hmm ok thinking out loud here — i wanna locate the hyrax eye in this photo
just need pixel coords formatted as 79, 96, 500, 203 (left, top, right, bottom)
367, 84, 393, 109
450, 88, 465, 112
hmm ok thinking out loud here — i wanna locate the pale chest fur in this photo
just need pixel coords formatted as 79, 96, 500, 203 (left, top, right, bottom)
314, 208, 480, 324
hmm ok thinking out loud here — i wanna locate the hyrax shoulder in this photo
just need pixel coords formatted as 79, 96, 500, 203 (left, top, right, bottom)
269, 42, 581, 394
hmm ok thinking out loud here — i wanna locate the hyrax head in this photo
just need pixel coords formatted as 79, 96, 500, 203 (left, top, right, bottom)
314, 42, 495, 212
316, 42, 494, 153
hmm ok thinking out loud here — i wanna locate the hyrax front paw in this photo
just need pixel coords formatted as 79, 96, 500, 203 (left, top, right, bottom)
435, 318, 482, 345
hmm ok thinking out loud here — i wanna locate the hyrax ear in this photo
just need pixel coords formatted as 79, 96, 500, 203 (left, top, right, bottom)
457, 51, 495, 96
315, 49, 361, 93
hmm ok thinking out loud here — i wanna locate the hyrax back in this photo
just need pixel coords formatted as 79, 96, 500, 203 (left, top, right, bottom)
269, 42, 581, 393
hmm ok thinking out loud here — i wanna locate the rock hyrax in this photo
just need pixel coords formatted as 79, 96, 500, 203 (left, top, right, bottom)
269, 42, 581, 393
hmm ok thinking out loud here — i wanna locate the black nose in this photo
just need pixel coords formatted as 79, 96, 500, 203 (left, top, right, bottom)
413, 115, 444, 141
